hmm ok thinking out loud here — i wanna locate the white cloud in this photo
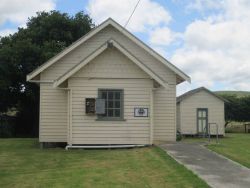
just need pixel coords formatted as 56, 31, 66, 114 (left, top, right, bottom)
86, 0, 171, 33
0, 0, 56, 26
186, 0, 223, 12
173, 0, 250, 95
149, 27, 181, 46
187, 0, 250, 20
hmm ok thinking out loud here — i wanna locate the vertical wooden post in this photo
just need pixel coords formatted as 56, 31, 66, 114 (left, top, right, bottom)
216, 123, 219, 144
68, 89, 73, 146
150, 89, 154, 145
208, 123, 211, 142
67, 90, 70, 145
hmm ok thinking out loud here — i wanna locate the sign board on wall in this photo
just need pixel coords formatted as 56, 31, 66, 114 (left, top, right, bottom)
134, 108, 148, 117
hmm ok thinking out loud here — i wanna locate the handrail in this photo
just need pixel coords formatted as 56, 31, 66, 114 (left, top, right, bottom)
203, 126, 207, 138
208, 123, 219, 144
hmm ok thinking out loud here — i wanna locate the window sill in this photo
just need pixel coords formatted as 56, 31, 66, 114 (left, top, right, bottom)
95, 118, 126, 121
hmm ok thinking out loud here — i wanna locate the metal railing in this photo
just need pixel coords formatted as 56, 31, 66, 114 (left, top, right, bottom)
203, 126, 207, 138
208, 123, 219, 144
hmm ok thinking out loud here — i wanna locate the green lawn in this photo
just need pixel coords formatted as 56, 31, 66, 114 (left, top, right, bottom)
182, 133, 250, 168
0, 139, 208, 188
207, 133, 250, 168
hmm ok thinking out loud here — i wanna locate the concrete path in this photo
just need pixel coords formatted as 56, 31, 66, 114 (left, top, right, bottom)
160, 142, 250, 188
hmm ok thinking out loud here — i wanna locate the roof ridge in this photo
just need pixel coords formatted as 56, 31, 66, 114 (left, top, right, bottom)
177, 87, 226, 103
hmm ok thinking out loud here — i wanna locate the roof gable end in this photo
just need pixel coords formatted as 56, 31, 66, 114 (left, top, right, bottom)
27, 18, 190, 83
53, 39, 168, 88
177, 87, 226, 103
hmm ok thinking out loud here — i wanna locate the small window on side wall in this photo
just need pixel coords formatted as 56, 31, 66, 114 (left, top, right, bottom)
97, 89, 124, 121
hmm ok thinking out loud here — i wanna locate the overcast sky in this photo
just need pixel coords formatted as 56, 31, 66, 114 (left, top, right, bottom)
0, 0, 249, 95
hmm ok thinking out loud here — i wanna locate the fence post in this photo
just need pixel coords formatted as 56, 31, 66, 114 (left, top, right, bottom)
216, 124, 219, 144
208, 123, 211, 142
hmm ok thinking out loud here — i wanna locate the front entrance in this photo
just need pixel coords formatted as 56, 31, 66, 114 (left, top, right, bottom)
197, 108, 208, 134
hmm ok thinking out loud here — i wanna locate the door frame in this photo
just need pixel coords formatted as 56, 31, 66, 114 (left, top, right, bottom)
196, 108, 208, 134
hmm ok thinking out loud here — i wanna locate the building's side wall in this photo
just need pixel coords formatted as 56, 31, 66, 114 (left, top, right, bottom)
68, 48, 153, 145
176, 103, 181, 132
153, 84, 176, 143
39, 81, 68, 142
180, 90, 225, 135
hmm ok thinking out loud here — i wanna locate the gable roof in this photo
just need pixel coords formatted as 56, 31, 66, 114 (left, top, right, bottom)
27, 18, 190, 83
53, 39, 168, 88
177, 87, 226, 103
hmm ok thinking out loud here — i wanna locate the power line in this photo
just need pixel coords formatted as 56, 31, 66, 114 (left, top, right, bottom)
124, 0, 141, 28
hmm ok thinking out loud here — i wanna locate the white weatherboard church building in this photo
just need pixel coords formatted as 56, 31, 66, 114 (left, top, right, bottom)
27, 18, 191, 147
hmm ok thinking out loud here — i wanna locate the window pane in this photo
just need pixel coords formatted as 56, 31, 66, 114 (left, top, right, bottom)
198, 111, 202, 117
108, 101, 113, 108
108, 109, 113, 117
198, 119, 202, 126
115, 101, 120, 108
115, 92, 120, 99
204, 111, 207, 118
108, 92, 113, 99
202, 111, 205, 117
200, 111, 203, 117
203, 120, 206, 126
98, 89, 123, 119
114, 109, 120, 117
101, 92, 107, 99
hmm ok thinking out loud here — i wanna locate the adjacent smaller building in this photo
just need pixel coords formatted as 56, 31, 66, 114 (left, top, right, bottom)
177, 87, 225, 136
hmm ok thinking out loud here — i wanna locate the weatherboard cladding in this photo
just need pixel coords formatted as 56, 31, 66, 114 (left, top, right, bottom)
41, 25, 177, 84
177, 88, 225, 135
54, 39, 167, 88
36, 19, 181, 144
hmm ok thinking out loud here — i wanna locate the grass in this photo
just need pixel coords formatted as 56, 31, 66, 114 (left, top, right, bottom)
207, 133, 250, 168
182, 133, 250, 168
0, 139, 208, 188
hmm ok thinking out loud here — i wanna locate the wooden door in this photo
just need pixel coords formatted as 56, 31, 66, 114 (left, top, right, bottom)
197, 108, 208, 134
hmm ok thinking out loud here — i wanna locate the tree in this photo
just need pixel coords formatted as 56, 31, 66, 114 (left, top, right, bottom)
220, 94, 250, 126
0, 11, 94, 137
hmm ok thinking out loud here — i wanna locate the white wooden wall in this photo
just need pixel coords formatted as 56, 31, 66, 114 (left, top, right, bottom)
39, 82, 68, 142
153, 85, 176, 143
176, 103, 181, 132
178, 90, 225, 135
38, 25, 178, 143
68, 48, 152, 144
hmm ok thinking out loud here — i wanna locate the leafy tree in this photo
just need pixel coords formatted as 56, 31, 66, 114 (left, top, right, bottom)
0, 11, 94, 137
220, 94, 250, 126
